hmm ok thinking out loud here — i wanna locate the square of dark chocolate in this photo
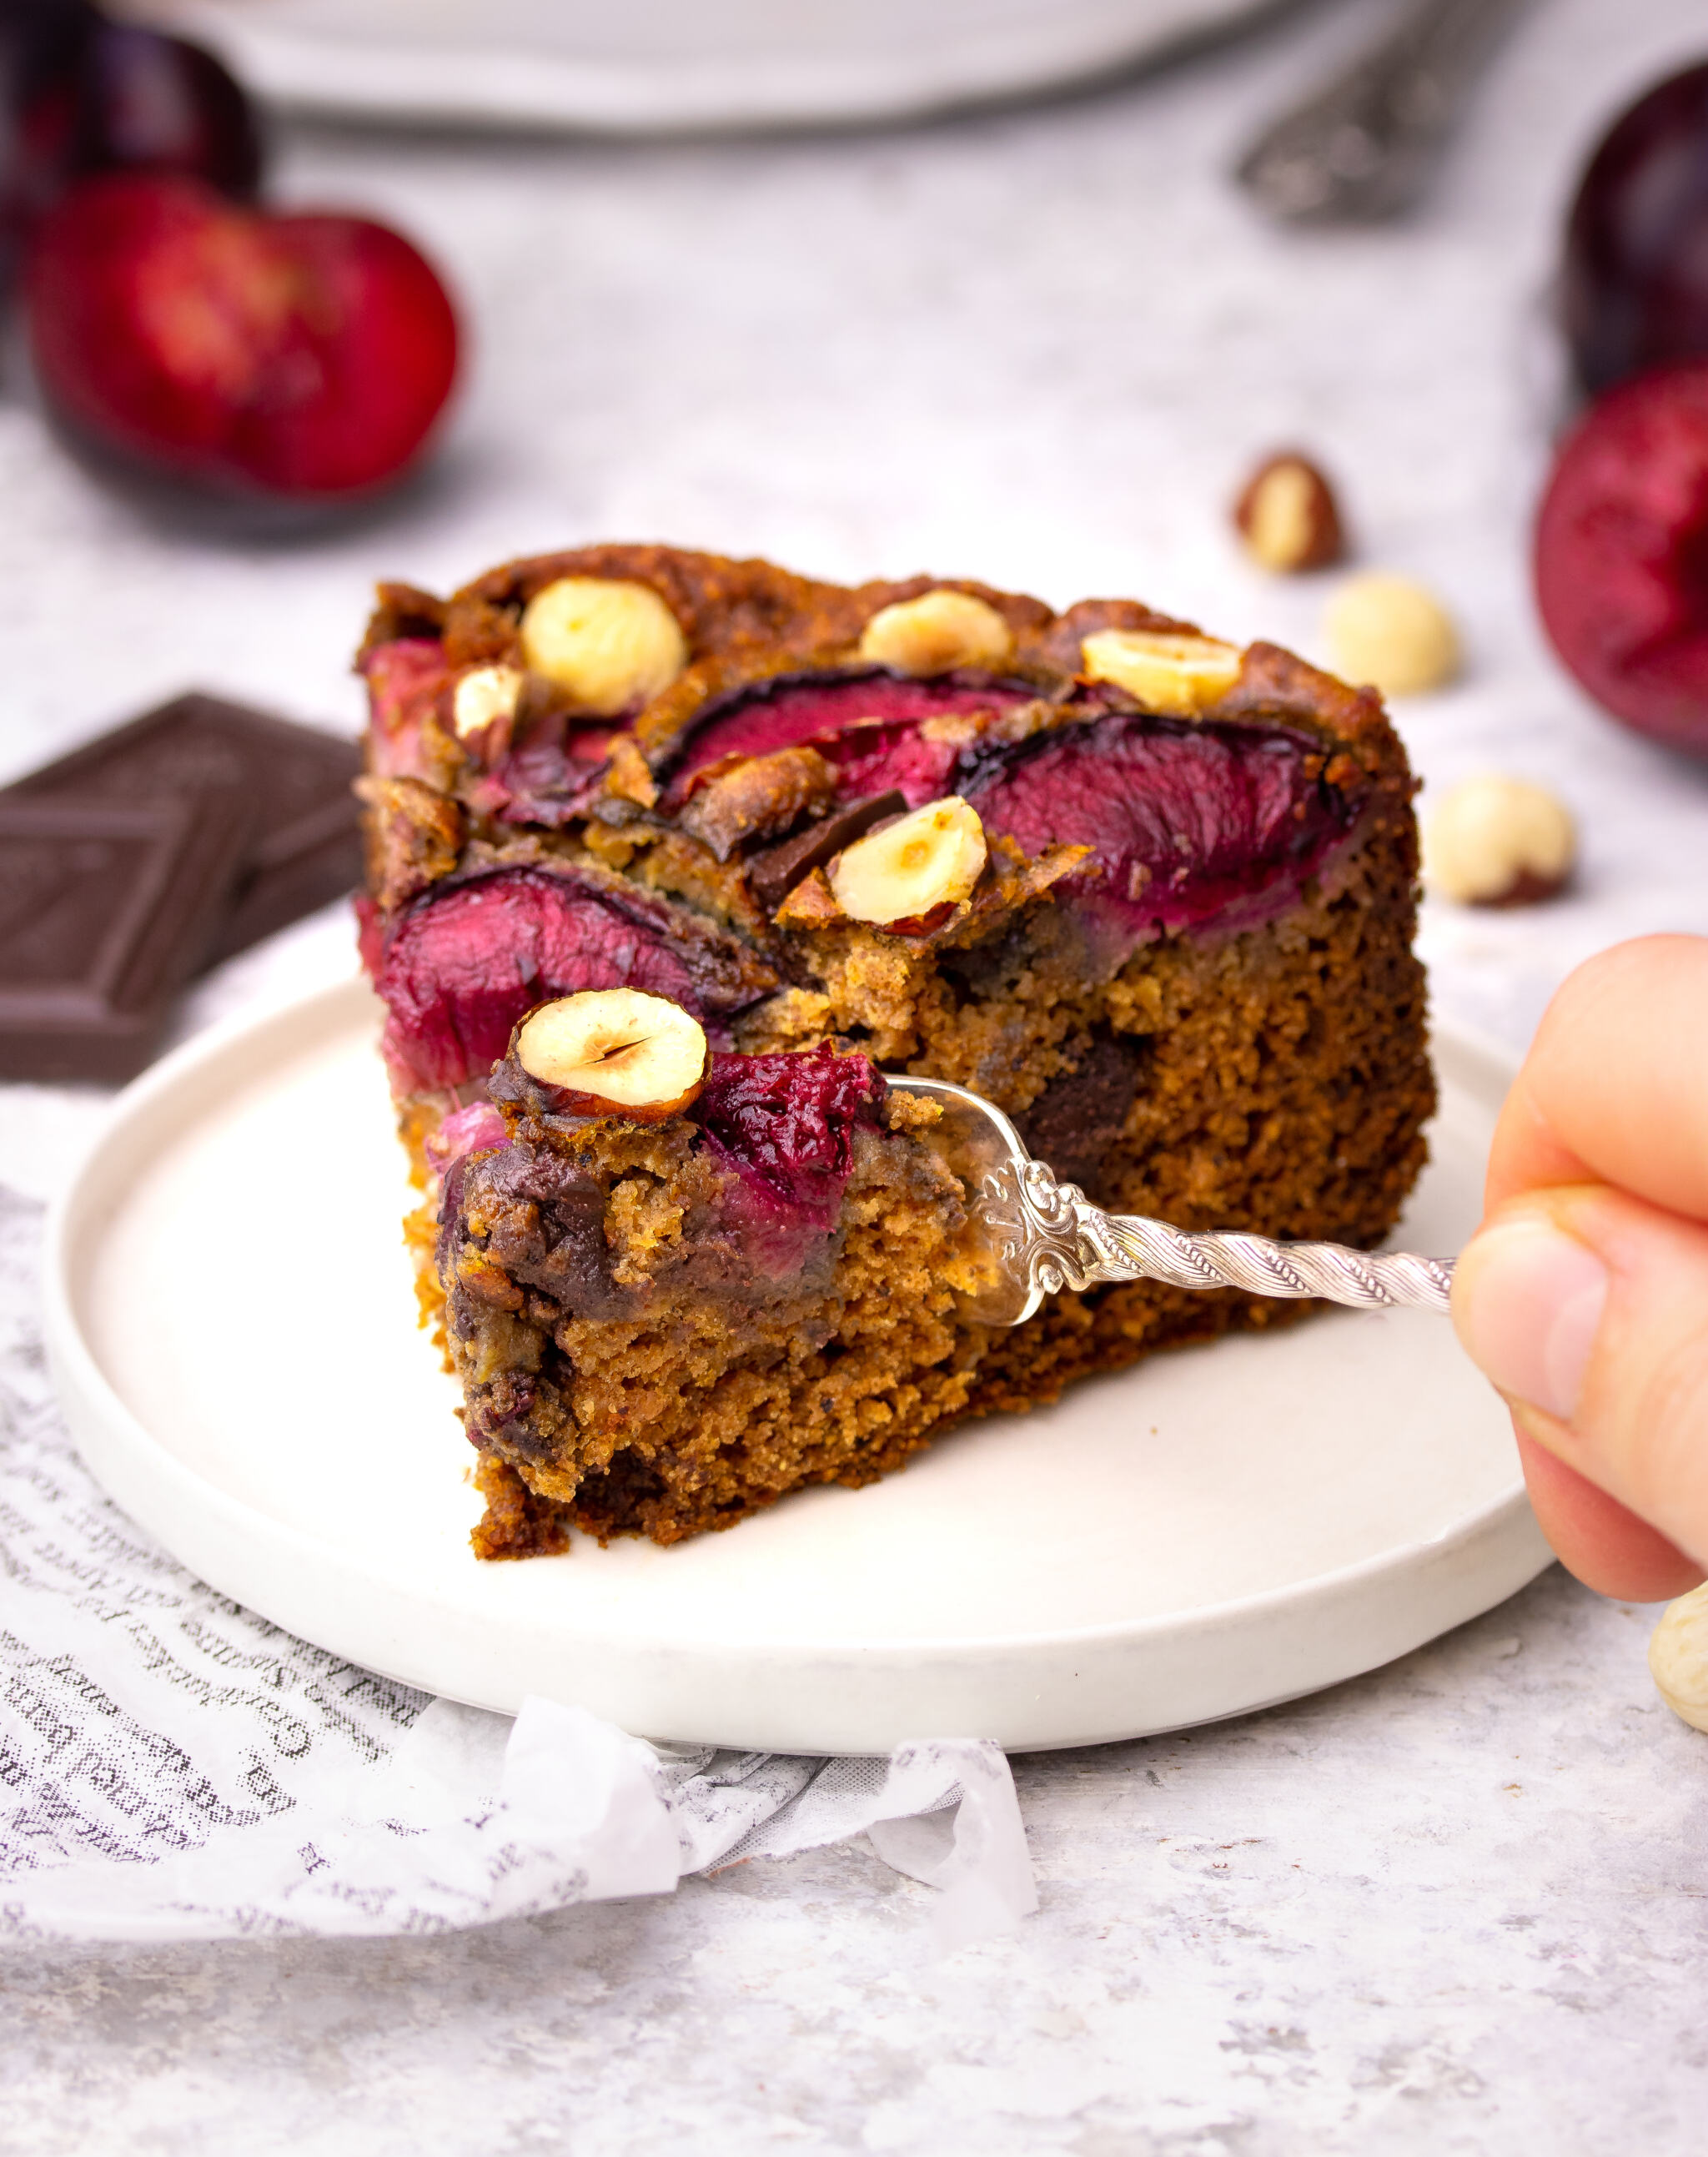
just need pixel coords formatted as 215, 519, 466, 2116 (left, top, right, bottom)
6, 692, 363, 963
0, 795, 251, 1084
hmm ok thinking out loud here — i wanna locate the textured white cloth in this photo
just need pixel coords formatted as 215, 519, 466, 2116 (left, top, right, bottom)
0, 1186, 1035, 1948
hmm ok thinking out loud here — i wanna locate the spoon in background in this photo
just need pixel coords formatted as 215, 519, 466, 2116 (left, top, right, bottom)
1235, 0, 1535, 224
890, 1073, 1454, 1327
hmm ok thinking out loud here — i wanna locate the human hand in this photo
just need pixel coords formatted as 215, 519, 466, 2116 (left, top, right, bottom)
1450, 934, 1708, 1601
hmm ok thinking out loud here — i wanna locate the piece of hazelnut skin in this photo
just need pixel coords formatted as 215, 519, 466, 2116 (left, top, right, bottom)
1233, 452, 1344, 574
1423, 775, 1576, 906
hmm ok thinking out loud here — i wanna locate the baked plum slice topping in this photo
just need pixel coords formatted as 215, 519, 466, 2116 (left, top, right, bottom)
693, 1045, 887, 1275
373, 865, 776, 1094
1533, 360, 1708, 754
362, 637, 452, 782
958, 712, 1354, 936
469, 711, 624, 827
662, 669, 1038, 811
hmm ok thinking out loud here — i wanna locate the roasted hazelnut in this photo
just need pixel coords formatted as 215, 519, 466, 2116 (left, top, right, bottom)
1423, 776, 1576, 906
1650, 1581, 1708, 1733
828, 797, 987, 927
520, 577, 688, 716
451, 663, 524, 743
1081, 629, 1243, 715
1233, 452, 1344, 573
513, 989, 707, 1119
859, 590, 1013, 676
1324, 572, 1459, 697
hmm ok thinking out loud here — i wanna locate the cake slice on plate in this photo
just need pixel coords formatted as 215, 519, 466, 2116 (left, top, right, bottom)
356, 546, 1434, 1554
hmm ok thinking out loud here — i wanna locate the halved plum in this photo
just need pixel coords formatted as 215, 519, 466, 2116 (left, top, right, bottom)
958, 712, 1354, 938
373, 865, 776, 1094
1534, 360, 1708, 753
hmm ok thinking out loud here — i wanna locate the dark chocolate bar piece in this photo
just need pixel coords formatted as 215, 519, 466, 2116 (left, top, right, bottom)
7, 692, 362, 963
0, 794, 250, 1083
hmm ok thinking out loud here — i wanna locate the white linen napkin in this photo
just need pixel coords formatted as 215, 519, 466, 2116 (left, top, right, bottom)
0, 1185, 1035, 1949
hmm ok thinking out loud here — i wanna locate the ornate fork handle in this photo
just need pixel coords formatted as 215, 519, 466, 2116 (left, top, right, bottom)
1235, 0, 1533, 224
982, 1159, 1454, 1316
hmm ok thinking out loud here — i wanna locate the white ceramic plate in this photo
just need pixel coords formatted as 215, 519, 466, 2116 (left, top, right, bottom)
120, 0, 1284, 133
44, 978, 1548, 1754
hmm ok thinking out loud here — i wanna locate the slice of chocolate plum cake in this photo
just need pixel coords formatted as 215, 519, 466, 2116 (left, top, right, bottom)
357, 545, 1434, 1556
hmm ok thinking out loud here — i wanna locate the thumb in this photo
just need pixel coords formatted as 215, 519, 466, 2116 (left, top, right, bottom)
1451, 1184, 1708, 1598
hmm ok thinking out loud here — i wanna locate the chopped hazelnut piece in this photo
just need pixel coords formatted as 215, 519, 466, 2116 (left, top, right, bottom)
520, 577, 688, 716
859, 591, 1014, 676
828, 797, 987, 927
452, 663, 525, 742
1081, 629, 1243, 715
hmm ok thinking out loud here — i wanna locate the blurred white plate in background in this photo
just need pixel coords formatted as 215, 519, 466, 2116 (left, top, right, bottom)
121, 0, 1291, 132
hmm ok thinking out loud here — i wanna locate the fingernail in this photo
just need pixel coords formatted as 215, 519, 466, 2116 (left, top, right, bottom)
1454, 1219, 1610, 1424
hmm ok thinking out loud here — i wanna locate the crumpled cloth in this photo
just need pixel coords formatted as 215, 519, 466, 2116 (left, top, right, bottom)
0, 1187, 1036, 1949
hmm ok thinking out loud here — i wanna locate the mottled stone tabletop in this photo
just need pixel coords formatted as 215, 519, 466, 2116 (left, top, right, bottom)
4, 0, 1708, 2148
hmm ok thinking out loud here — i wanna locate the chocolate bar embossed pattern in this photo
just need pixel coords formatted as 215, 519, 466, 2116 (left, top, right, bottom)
0, 795, 249, 1083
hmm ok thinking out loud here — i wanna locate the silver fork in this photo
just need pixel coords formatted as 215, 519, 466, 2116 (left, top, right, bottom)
1234, 0, 1535, 224
889, 1074, 1454, 1328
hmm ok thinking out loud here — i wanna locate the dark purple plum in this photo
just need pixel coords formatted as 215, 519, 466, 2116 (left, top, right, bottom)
0, 0, 98, 248
27, 173, 460, 518
1564, 61, 1708, 397
66, 23, 264, 199
3, 11, 262, 257
1534, 360, 1708, 754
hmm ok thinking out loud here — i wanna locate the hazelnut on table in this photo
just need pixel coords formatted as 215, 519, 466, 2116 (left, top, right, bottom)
1233, 452, 1344, 573
1324, 571, 1459, 698
1650, 1582, 1708, 1733
1423, 775, 1576, 906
